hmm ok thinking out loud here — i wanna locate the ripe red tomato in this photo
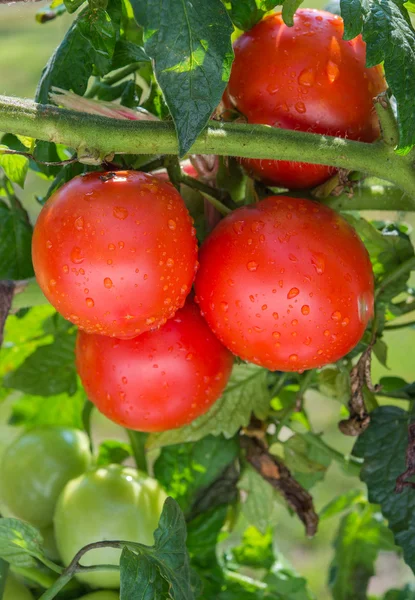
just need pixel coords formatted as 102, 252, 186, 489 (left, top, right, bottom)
76, 298, 234, 431
224, 9, 386, 189
194, 196, 374, 372
32, 171, 198, 339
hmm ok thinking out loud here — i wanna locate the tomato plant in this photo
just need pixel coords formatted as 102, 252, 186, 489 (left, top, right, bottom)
224, 8, 386, 188
0, 427, 91, 528
32, 171, 198, 338
195, 196, 374, 371
1, 1, 415, 599
4, 576, 34, 600
76, 298, 234, 431
54, 464, 167, 588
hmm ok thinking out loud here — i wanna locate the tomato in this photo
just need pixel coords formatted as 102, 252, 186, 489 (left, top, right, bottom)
194, 196, 374, 372
32, 171, 198, 339
54, 465, 167, 588
224, 9, 386, 189
0, 427, 91, 528
76, 298, 234, 431
4, 576, 34, 600
76, 593, 119, 600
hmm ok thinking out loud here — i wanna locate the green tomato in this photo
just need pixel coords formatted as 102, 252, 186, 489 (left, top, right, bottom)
76, 593, 119, 600
54, 464, 167, 589
4, 575, 34, 600
0, 427, 91, 528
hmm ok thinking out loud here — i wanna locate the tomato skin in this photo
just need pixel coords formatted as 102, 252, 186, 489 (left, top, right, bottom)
194, 196, 374, 371
32, 171, 198, 339
0, 427, 91, 528
54, 465, 167, 588
225, 9, 386, 189
76, 298, 234, 431
4, 576, 34, 600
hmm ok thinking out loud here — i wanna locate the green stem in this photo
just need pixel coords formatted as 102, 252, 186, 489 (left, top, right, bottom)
270, 372, 289, 397
321, 184, 415, 212
11, 566, 56, 589
200, 191, 232, 216
0, 560, 8, 600
374, 93, 399, 148
37, 574, 72, 600
384, 319, 415, 331
85, 63, 141, 98
126, 430, 148, 473
375, 256, 415, 299
1, 95, 415, 201
295, 370, 314, 409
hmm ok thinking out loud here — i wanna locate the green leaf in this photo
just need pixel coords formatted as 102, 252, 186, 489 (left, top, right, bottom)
131, 0, 233, 156
0, 150, 29, 188
96, 440, 132, 466
320, 490, 365, 521
0, 198, 33, 280
225, 0, 277, 30
283, 433, 331, 490
383, 585, 415, 600
372, 338, 388, 367
147, 364, 270, 448
230, 526, 274, 570
64, 0, 86, 13
0, 519, 45, 568
4, 332, 77, 396
154, 435, 239, 514
78, 8, 117, 76
10, 387, 85, 429
344, 216, 415, 301
111, 39, 149, 69
282, 0, 304, 27
340, 0, 415, 153
318, 366, 350, 404
264, 557, 315, 600
353, 406, 415, 573
120, 498, 194, 600
187, 505, 228, 563
237, 465, 279, 534
329, 504, 395, 600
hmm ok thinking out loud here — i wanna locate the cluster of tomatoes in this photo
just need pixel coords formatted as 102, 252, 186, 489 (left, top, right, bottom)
32, 9, 384, 433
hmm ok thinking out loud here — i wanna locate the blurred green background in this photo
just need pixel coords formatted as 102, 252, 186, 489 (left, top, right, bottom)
1, 2, 414, 598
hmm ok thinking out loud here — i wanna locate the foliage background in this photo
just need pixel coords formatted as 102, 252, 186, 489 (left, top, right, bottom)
1, 1, 415, 597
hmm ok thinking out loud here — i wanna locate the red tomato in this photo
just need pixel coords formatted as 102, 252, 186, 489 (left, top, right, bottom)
32, 171, 198, 338
194, 196, 374, 372
76, 298, 234, 431
224, 9, 386, 189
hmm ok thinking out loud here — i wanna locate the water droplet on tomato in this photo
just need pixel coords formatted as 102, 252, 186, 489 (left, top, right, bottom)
287, 287, 299, 299
326, 60, 340, 83
272, 331, 281, 339
324, 329, 330, 336
118, 241, 125, 249
311, 253, 325, 274
247, 261, 258, 271
104, 277, 113, 289
166, 258, 174, 267
146, 316, 156, 326
289, 354, 298, 362
71, 247, 84, 264
233, 220, 245, 234
74, 216, 84, 230
220, 301, 229, 312
304, 337, 312, 346
295, 101, 306, 113
331, 311, 342, 322
301, 305, 310, 315
168, 219, 176, 231
113, 206, 129, 220
251, 220, 265, 232
108, 243, 116, 251
63, 265, 69, 274
298, 67, 315, 87
86, 298, 94, 307
289, 254, 297, 262
186, 353, 193, 361
262, 304, 268, 311
272, 312, 279, 320
341, 317, 350, 327
291, 319, 298, 326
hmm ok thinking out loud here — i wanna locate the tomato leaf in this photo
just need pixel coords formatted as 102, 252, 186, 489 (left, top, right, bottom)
282, 0, 304, 26
78, 8, 117, 76
353, 406, 415, 574
111, 40, 149, 69
120, 497, 194, 600
4, 332, 77, 397
264, 561, 315, 600
154, 435, 239, 514
282, 433, 332, 490
147, 364, 271, 448
0, 197, 33, 280
318, 366, 351, 405
186, 505, 228, 562
237, 465, 280, 534
0, 150, 29, 189
329, 503, 396, 600
225, 0, 278, 30
63, 0, 85, 14
0, 519, 45, 568
319, 490, 365, 521
9, 387, 85, 429
130, 0, 234, 156
96, 440, 133, 466
383, 585, 415, 599
340, 0, 415, 153
229, 526, 274, 570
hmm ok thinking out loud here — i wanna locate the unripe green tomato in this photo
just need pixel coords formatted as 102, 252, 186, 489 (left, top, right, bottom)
4, 575, 34, 600
0, 427, 92, 528
54, 464, 167, 588
76, 593, 119, 600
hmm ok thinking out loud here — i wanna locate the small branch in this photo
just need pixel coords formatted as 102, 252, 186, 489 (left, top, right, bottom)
395, 421, 415, 492
126, 430, 148, 473
384, 319, 415, 331
374, 92, 399, 148
375, 256, 415, 300
85, 63, 142, 99
200, 191, 232, 217
0, 149, 77, 167
295, 370, 314, 412
241, 435, 318, 536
